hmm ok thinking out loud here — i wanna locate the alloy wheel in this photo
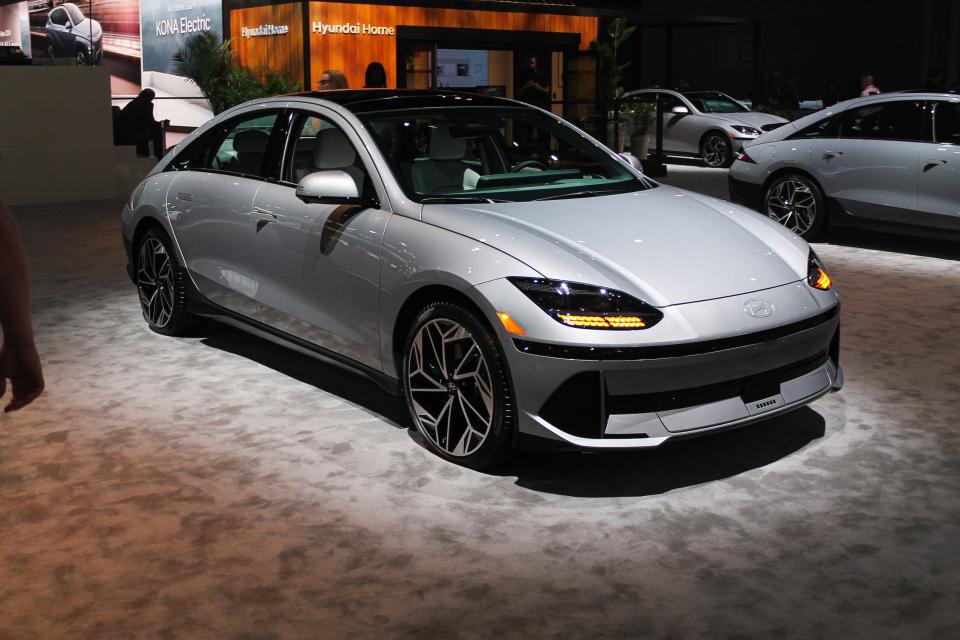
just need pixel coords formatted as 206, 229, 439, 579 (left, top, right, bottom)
766, 178, 818, 235
137, 237, 175, 328
76, 50, 85, 66
703, 135, 729, 167
407, 318, 495, 457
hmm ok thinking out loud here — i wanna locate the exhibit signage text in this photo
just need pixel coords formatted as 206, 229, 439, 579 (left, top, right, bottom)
311, 21, 395, 35
242, 24, 289, 37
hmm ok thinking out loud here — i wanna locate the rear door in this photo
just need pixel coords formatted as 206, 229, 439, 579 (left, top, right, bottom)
165, 108, 283, 319
918, 99, 960, 230
809, 98, 923, 223
248, 108, 391, 370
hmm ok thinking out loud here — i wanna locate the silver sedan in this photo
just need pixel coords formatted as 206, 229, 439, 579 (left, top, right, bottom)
122, 90, 841, 469
729, 92, 960, 239
621, 88, 788, 167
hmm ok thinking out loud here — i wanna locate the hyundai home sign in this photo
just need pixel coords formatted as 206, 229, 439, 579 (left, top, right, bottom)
242, 24, 289, 37
311, 21, 395, 35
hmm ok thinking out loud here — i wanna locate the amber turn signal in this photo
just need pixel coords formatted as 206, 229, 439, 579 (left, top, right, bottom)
497, 312, 527, 336
810, 267, 832, 290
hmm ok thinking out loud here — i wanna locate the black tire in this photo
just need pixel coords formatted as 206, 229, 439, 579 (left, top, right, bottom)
401, 302, 514, 470
700, 132, 733, 168
75, 49, 86, 66
763, 173, 827, 240
135, 227, 200, 336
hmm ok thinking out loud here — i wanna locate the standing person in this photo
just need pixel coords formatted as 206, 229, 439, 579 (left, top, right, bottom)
0, 194, 44, 412
318, 70, 348, 90
118, 89, 169, 160
519, 55, 550, 108
859, 74, 881, 96
364, 62, 387, 88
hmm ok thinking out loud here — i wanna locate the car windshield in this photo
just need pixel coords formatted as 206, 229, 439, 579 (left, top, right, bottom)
64, 3, 85, 25
358, 106, 653, 203
683, 92, 747, 113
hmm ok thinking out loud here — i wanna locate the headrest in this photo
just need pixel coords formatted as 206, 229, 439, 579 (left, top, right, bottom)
429, 123, 467, 161
314, 127, 357, 169
233, 129, 269, 154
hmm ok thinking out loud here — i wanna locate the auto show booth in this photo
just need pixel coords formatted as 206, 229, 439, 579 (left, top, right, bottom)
224, 0, 601, 122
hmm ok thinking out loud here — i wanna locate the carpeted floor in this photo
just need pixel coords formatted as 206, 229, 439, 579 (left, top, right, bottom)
1, 190, 959, 639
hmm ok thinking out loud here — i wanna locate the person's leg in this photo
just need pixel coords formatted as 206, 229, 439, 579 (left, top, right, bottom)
152, 126, 165, 160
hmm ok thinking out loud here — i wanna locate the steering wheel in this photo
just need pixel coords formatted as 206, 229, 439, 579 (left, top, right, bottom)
510, 159, 547, 172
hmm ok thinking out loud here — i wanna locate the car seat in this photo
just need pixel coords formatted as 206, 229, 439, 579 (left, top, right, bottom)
233, 129, 270, 176
411, 123, 471, 194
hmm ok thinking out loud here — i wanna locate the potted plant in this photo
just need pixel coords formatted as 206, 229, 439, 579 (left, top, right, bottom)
590, 17, 636, 152
621, 101, 655, 158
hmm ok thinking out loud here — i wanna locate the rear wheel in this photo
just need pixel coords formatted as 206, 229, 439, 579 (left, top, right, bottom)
764, 174, 826, 239
136, 228, 199, 336
402, 302, 513, 470
701, 132, 732, 168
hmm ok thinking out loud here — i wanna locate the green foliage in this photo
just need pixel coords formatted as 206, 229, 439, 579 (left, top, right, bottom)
173, 32, 301, 115
620, 100, 655, 132
590, 17, 637, 104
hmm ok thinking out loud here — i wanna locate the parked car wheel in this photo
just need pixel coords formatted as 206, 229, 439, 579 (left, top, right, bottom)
764, 174, 826, 240
136, 228, 199, 336
402, 302, 514, 470
75, 49, 86, 66
701, 132, 732, 168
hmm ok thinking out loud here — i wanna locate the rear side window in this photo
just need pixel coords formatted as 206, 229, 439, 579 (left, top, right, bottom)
789, 116, 840, 139
168, 111, 281, 178
933, 101, 960, 144
839, 100, 924, 141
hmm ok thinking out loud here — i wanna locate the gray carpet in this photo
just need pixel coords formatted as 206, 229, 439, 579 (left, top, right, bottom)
1, 195, 958, 639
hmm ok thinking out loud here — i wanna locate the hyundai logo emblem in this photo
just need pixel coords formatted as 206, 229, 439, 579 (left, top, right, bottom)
743, 298, 775, 318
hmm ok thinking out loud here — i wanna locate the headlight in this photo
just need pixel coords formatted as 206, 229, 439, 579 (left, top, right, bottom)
807, 251, 833, 290
731, 125, 762, 136
508, 277, 663, 330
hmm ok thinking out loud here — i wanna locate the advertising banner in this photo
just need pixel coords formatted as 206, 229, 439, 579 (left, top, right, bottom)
0, 2, 31, 57
140, 0, 222, 75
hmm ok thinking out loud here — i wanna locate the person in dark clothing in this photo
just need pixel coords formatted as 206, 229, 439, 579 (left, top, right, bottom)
118, 89, 168, 159
364, 62, 387, 88
519, 56, 550, 108
0, 194, 44, 412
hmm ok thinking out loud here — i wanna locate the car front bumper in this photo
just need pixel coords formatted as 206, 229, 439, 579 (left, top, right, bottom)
478, 280, 842, 450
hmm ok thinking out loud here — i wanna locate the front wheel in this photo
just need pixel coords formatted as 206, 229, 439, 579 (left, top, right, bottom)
402, 302, 514, 470
136, 228, 200, 336
701, 133, 733, 168
764, 174, 826, 239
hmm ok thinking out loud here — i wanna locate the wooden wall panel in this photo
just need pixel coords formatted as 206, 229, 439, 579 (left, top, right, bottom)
230, 3, 304, 88
307, 2, 597, 91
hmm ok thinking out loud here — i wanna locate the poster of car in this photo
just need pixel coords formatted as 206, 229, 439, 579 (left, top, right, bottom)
0, 2, 32, 58
27, 0, 142, 95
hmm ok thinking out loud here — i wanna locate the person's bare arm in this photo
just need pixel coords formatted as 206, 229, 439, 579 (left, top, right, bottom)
0, 194, 44, 411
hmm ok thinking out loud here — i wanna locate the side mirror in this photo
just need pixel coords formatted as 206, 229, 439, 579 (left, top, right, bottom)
618, 152, 644, 173
296, 170, 365, 205
670, 105, 690, 115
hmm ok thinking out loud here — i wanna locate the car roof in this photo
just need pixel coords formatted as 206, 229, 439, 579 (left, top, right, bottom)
285, 89, 518, 114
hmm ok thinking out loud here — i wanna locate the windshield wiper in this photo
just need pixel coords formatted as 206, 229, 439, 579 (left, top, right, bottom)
421, 196, 514, 204
533, 189, 628, 202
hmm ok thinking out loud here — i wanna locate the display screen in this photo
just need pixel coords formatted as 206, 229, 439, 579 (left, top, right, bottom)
140, 0, 222, 75
0, 1, 31, 57
436, 48, 488, 88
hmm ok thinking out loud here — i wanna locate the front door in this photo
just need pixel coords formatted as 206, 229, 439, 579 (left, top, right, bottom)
809, 99, 924, 224
249, 109, 390, 370
918, 100, 960, 230
165, 109, 283, 319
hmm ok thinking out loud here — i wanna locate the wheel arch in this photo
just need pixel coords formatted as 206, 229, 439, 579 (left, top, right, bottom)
389, 284, 492, 380
699, 128, 729, 149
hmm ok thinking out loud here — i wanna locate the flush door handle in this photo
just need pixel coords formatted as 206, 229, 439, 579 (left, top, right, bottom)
822, 150, 843, 159
177, 192, 193, 201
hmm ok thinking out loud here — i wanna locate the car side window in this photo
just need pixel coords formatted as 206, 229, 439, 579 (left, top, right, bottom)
206, 112, 281, 178
50, 9, 67, 25
789, 116, 840, 139
839, 101, 924, 141
283, 112, 374, 199
933, 101, 960, 145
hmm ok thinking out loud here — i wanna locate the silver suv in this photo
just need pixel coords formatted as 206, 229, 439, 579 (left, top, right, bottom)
729, 92, 960, 239
621, 89, 788, 167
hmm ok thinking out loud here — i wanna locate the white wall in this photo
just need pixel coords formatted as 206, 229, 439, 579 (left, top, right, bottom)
0, 66, 122, 205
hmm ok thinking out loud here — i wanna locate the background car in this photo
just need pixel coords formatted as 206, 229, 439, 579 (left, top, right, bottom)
729, 92, 960, 239
121, 90, 841, 469
45, 2, 102, 65
621, 88, 788, 167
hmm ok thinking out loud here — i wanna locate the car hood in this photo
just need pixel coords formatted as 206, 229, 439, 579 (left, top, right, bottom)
421, 186, 810, 307
715, 111, 788, 129
74, 18, 102, 42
